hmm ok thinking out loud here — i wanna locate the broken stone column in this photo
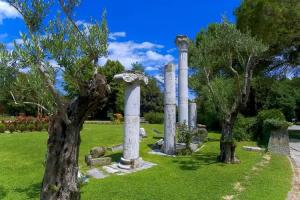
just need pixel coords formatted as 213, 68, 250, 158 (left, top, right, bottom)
163, 63, 176, 155
114, 72, 148, 169
176, 35, 189, 126
189, 102, 197, 130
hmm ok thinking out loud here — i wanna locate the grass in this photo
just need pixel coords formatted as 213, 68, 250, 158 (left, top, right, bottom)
0, 124, 292, 200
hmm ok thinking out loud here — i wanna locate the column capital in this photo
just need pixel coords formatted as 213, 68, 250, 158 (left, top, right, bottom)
175, 35, 189, 52
114, 72, 148, 85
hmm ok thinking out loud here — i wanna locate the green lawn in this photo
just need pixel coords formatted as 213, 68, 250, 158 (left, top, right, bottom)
0, 124, 292, 200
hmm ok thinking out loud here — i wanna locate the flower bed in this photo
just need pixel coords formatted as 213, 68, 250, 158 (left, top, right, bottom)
0, 114, 49, 133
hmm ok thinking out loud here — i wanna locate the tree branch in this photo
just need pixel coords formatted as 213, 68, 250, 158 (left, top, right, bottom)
7, 1, 71, 125
10, 91, 51, 115
242, 55, 253, 106
203, 67, 227, 115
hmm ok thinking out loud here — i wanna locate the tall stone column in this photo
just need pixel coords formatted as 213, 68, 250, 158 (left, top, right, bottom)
189, 102, 197, 130
176, 35, 189, 126
114, 72, 148, 169
163, 63, 176, 155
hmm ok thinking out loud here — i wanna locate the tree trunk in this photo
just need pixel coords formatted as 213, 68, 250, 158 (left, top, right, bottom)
218, 113, 240, 164
40, 74, 109, 200
41, 117, 81, 200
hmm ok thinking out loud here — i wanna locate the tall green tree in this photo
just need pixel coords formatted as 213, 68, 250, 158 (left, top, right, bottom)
97, 60, 125, 118
189, 21, 267, 163
4, 0, 109, 199
235, 0, 300, 73
0, 44, 18, 113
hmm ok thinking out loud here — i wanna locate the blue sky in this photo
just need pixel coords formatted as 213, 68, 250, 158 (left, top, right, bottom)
0, 0, 241, 93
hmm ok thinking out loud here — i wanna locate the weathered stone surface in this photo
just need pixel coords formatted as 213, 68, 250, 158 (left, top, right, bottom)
175, 143, 186, 154
114, 72, 148, 169
189, 102, 197, 130
163, 63, 176, 155
139, 127, 147, 138
107, 144, 123, 152
86, 168, 107, 179
268, 128, 290, 155
197, 124, 207, 129
154, 139, 164, 147
242, 146, 265, 152
189, 143, 199, 152
90, 146, 106, 158
87, 157, 112, 167
85, 154, 92, 164
176, 35, 189, 126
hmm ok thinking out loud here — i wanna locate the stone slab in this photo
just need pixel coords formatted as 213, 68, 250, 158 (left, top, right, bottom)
242, 146, 265, 152
103, 160, 157, 175
87, 157, 112, 167
87, 168, 108, 179
148, 149, 176, 157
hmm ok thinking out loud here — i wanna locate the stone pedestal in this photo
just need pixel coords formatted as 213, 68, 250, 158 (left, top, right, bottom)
268, 128, 290, 155
176, 35, 189, 126
163, 63, 176, 155
189, 102, 197, 130
114, 72, 148, 169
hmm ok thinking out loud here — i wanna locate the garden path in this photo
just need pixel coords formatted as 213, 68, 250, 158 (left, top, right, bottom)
287, 138, 300, 200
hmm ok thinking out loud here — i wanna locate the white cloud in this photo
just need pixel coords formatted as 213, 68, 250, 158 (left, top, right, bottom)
109, 32, 126, 40
6, 38, 23, 49
154, 74, 164, 84
145, 66, 157, 71
0, 1, 21, 24
99, 40, 174, 70
75, 20, 92, 27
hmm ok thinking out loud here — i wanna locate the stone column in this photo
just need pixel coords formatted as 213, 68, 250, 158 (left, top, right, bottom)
176, 35, 189, 126
114, 72, 148, 169
189, 102, 197, 130
163, 63, 176, 155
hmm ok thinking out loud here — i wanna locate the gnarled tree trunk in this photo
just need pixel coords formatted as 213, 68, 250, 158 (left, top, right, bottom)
41, 74, 109, 200
218, 112, 239, 164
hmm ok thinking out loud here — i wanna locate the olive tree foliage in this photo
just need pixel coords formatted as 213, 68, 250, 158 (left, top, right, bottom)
189, 21, 267, 163
5, 0, 108, 117
4, 0, 109, 199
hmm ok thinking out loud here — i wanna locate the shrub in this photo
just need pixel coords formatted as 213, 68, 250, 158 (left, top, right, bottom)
8, 124, 16, 133
177, 122, 193, 155
0, 123, 5, 133
43, 122, 49, 131
144, 112, 164, 124
28, 123, 35, 132
262, 119, 291, 142
113, 113, 123, 124
233, 114, 257, 141
35, 122, 43, 131
18, 123, 27, 132
256, 109, 286, 140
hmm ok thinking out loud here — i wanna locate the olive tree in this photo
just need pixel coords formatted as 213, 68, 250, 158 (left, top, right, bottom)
4, 0, 110, 199
189, 21, 267, 163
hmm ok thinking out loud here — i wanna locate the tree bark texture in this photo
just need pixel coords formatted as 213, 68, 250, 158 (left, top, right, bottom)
40, 74, 109, 200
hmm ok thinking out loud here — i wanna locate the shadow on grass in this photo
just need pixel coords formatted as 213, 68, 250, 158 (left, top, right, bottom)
13, 182, 40, 199
207, 138, 220, 142
152, 136, 163, 139
173, 152, 224, 170
0, 186, 7, 200
108, 152, 122, 162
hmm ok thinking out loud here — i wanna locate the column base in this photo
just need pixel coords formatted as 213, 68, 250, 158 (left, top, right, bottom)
118, 157, 143, 169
